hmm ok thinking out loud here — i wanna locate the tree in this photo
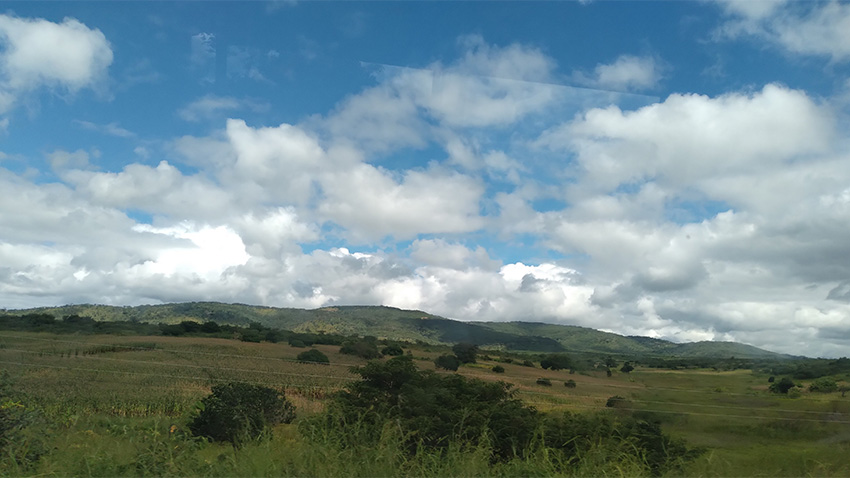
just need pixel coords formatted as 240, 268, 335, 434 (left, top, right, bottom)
536, 378, 552, 386
434, 354, 460, 371
492, 365, 505, 373
381, 344, 404, 356
297, 349, 329, 365
540, 353, 573, 371
310, 356, 539, 460
452, 343, 479, 364
604, 356, 618, 368
188, 383, 295, 446
769, 377, 796, 394
565, 379, 577, 388
620, 362, 635, 373
808, 377, 838, 393
340, 340, 381, 359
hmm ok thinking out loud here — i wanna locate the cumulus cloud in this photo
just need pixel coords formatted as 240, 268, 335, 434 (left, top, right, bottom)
715, 0, 850, 61
573, 55, 664, 91
0, 14, 112, 113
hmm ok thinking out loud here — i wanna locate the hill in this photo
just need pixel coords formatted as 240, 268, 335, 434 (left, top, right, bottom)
5, 302, 788, 359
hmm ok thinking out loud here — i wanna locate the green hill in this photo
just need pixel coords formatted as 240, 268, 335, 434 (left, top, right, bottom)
5, 302, 787, 359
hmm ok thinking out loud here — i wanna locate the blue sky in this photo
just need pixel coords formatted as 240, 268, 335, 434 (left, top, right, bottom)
2, 1, 850, 357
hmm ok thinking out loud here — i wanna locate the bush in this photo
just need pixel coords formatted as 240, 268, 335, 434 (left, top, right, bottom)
305, 356, 539, 461
540, 353, 573, 371
188, 383, 295, 446
606, 395, 628, 408
452, 343, 479, 364
340, 340, 382, 359
521, 360, 535, 367
381, 344, 404, 356
565, 379, 577, 388
620, 362, 635, 373
434, 354, 460, 371
492, 365, 505, 373
769, 377, 796, 394
809, 377, 838, 393
536, 378, 552, 386
288, 339, 307, 348
297, 349, 329, 365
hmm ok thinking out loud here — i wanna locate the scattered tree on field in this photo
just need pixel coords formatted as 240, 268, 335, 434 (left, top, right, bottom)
434, 354, 460, 371
297, 349, 329, 364
452, 343, 479, 364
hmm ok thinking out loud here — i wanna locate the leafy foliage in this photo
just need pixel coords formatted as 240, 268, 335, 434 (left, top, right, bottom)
381, 344, 404, 356
540, 353, 573, 371
305, 356, 539, 460
491, 365, 505, 373
451, 343, 478, 364
564, 379, 576, 388
536, 378, 552, 386
808, 377, 838, 393
297, 349, 330, 365
434, 354, 460, 371
188, 383, 295, 446
340, 340, 382, 359
769, 377, 796, 394
620, 362, 635, 373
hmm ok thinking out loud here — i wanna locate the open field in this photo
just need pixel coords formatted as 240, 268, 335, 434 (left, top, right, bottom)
2, 331, 849, 476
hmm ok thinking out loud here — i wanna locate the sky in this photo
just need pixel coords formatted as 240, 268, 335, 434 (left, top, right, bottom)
1, 1, 850, 357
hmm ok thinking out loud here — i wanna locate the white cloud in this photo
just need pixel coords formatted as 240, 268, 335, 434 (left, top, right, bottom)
716, 0, 850, 61
583, 55, 663, 91
73, 119, 135, 138
178, 95, 269, 122
47, 149, 91, 170
319, 163, 485, 241
0, 14, 112, 113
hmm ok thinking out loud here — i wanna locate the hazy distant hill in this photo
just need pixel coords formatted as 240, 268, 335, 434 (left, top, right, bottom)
6, 302, 787, 359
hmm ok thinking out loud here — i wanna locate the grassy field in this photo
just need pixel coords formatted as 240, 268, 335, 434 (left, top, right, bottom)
1, 331, 849, 476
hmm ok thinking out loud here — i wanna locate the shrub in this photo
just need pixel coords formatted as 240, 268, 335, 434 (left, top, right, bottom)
297, 349, 329, 365
188, 383, 295, 446
288, 339, 307, 348
565, 379, 577, 388
452, 343, 479, 364
340, 340, 381, 359
540, 353, 573, 371
536, 378, 552, 386
809, 377, 838, 393
434, 354, 460, 371
769, 377, 796, 394
492, 365, 505, 373
521, 360, 535, 367
768, 376, 775, 383
620, 362, 635, 373
306, 356, 539, 461
606, 395, 628, 408
381, 344, 404, 356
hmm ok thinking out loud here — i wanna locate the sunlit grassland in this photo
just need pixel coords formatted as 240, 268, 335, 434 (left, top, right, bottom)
2, 331, 850, 476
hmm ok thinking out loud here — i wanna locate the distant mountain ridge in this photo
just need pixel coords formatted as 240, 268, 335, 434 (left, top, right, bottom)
6, 302, 789, 359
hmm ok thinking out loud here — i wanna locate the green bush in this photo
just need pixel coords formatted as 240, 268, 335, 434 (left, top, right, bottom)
536, 378, 552, 386
540, 353, 573, 371
808, 377, 838, 393
492, 365, 505, 373
769, 377, 796, 394
434, 354, 460, 371
304, 356, 539, 461
381, 344, 404, 356
606, 395, 628, 408
297, 349, 329, 365
565, 379, 577, 388
521, 360, 535, 367
188, 382, 295, 446
340, 340, 382, 359
452, 343, 479, 364
620, 362, 635, 373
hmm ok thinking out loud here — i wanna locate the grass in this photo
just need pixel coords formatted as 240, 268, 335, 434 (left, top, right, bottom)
2, 331, 849, 476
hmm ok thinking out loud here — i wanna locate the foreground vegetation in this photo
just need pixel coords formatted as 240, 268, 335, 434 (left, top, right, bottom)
1, 313, 850, 476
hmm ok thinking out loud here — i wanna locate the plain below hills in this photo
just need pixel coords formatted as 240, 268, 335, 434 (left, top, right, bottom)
6, 302, 789, 359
